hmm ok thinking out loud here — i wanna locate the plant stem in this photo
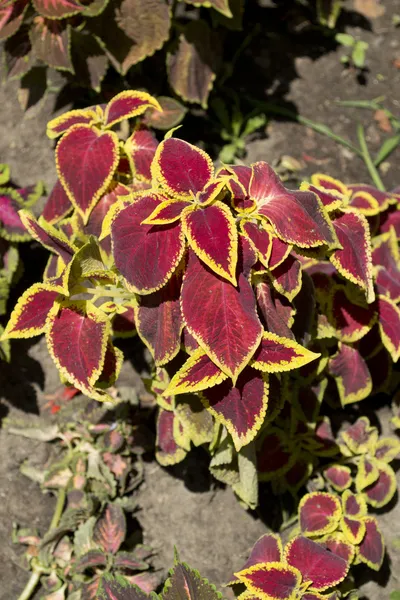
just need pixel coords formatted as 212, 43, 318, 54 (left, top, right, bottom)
17, 569, 42, 600
49, 487, 66, 531
357, 124, 386, 191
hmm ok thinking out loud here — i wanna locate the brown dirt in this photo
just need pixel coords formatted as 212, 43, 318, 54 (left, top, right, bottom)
1, 1, 400, 598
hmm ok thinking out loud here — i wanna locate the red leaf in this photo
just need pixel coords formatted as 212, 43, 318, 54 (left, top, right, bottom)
94, 503, 126, 555
377, 294, 400, 361
235, 562, 301, 600
255, 280, 294, 339
271, 254, 302, 302
152, 138, 213, 198
125, 126, 158, 182
252, 331, 319, 373
156, 408, 186, 466
135, 272, 183, 366
298, 492, 342, 536
285, 536, 349, 590
111, 194, 185, 294
318, 533, 355, 565
329, 343, 372, 405
104, 91, 161, 128
329, 286, 376, 342
342, 516, 365, 545
342, 490, 367, 517
182, 202, 238, 284
201, 367, 268, 451
364, 462, 397, 508
380, 205, 400, 238
375, 266, 400, 303
349, 184, 395, 214
0, 188, 29, 240
357, 517, 384, 571
20, 210, 76, 265
0, 0, 28, 41
166, 350, 227, 395
330, 210, 374, 303
230, 534, 283, 584
310, 174, 349, 196
47, 107, 100, 139
2, 283, 61, 339
324, 465, 352, 492
342, 419, 377, 457
241, 220, 271, 267
46, 301, 110, 391
33, 0, 84, 19
300, 181, 345, 212
144, 199, 192, 225
181, 249, 262, 381
249, 162, 337, 248
42, 179, 72, 224
257, 430, 294, 481
56, 125, 119, 222
112, 305, 136, 338
30, 17, 73, 71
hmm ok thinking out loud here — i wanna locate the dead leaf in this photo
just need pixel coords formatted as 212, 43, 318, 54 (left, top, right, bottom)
393, 58, 400, 69
374, 109, 392, 133
354, 0, 385, 19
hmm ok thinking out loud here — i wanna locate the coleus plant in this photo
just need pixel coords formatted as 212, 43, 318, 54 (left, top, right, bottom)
2, 89, 400, 510
0, 162, 43, 360
10, 391, 157, 600
0, 0, 244, 111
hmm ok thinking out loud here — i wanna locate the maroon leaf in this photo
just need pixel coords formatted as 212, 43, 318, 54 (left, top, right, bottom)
364, 462, 397, 508
330, 210, 374, 303
2, 283, 61, 339
46, 301, 110, 391
114, 551, 149, 572
125, 127, 158, 182
33, 0, 84, 19
111, 194, 185, 294
56, 124, 119, 222
235, 563, 301, 600
0, 188, 29, 240
271, 254, 302, 302
376, 294, 400, 362
257, 429, 294, 481
30, 17, 73, 71
255, 279, 294, 339
94, 503, 126, 555
285, 536, 349, 590
181, 249, 262, 381
20, 210, 75, 265
298, 492, 342, 536
329, 343, 372, 405
75, 550, 108, 573
152, 138, 213, 198
42, 179, 72, 224
230, 533, 283, 584
357, 517, 384, 571
104, 91, 161, 128
0, 0, 28, 41
201, 367, 268, 451
156, 408, 186, 466
135, 271, 183, 366
249, 162, 337, 248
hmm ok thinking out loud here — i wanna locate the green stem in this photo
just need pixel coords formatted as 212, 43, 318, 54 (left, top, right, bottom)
17, 569, 42, 600
357, 124, 386, 191
49, 488, 66, 531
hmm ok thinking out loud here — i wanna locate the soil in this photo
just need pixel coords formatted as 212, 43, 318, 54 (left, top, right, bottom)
1, 1, 400, 598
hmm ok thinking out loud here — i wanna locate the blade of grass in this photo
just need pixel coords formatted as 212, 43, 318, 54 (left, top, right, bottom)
249, 100, 363, 157
374, 133, 400, 167
357, 124, 385, 191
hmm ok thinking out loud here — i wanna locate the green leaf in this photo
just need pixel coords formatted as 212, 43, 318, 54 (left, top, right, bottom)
74, 516, 97, 557
374, 133, 400, 166
232, 442, 258, 509
162, 562, 222, 600
390, 592, 400, 600
242, 113, 266, 137
335, 33, 355, 47
0, 164, 10, 185
352, 41, 368, 68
